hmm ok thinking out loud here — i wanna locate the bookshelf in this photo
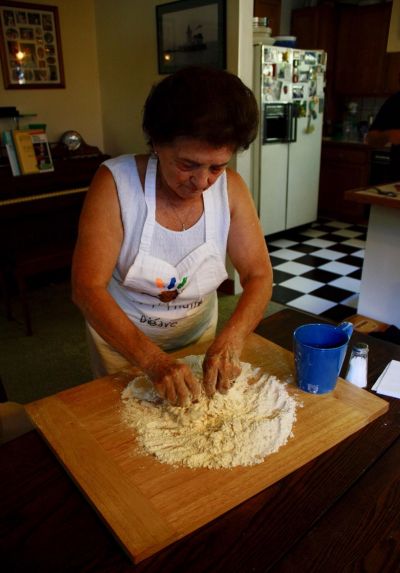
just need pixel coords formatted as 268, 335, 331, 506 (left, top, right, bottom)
0, 110, 37, 129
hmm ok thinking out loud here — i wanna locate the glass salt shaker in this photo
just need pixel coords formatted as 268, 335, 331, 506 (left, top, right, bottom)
345, 343, 369, 388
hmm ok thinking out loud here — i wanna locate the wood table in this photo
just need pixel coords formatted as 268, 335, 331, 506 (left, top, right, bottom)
1, 308, 400, 572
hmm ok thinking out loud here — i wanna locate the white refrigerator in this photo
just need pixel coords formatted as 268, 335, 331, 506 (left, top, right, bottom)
252, 44, 327, 236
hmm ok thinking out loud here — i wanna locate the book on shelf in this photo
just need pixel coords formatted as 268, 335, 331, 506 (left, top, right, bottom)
2, 130, 21, 176
12, 129, 54, 175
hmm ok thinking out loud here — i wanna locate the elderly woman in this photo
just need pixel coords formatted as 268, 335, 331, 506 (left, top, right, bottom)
72, 66, 272, 406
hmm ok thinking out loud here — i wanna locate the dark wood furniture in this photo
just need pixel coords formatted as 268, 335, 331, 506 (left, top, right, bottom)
290, 3, 337, 126
1, 308, 399, 572
0, 154, 108, 334
334, 2, 392, 97
318, 139, 371, 223
292, 2, 398, 99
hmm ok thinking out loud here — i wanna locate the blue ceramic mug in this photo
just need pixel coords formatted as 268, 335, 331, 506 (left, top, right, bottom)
293, 322, 353, 394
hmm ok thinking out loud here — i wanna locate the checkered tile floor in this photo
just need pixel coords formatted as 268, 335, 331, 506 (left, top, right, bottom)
267, 220, 366, 322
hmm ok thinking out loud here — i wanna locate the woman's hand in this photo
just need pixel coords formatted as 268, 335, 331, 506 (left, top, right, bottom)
202, 340, 242, 397
147, 355, 201, 407
199, 167, 271, 397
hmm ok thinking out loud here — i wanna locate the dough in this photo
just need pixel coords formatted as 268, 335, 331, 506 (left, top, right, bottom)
121, 355, 298, 469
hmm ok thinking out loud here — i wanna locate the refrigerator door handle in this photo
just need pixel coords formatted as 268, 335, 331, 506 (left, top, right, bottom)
287, 103, 297, 143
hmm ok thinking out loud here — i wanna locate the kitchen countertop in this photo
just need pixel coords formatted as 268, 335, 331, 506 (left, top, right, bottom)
345, 184, 400, 327
345, 182, 400, 210
322, 136, 379, 150
322, 136, 393, 156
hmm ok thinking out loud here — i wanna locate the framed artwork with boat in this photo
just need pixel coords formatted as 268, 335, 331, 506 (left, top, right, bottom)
156, 0, 226, 74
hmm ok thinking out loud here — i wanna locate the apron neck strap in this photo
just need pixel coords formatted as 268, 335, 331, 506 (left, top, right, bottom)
144, 154, 158, 202
140, 154, 158, 252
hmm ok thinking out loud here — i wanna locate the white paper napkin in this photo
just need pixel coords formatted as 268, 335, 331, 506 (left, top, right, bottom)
371, 360, 400, 398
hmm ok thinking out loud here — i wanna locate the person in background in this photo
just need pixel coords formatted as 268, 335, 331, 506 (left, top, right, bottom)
72, 66, 273, 407
366, 88, 400, 181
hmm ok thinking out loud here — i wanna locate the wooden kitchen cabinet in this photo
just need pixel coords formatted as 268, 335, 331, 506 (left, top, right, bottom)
293, 2, 399, 97
291, 4, 337, 124
318, 141, 371, 223
290, 4, 336, 53
254, 0, 280, 36
334, 3, 392, 96
384, 52, 400, 93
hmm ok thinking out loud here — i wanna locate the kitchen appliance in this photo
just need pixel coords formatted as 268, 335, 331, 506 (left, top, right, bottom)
252, 44, 327, 235
369, 148, 392, 185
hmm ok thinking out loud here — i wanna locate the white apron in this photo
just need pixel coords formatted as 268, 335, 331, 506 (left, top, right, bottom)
87, 155, 229, 376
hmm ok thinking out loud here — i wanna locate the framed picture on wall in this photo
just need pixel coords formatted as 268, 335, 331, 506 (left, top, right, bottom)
0, 1, 65, 89
156, 0, 226, 74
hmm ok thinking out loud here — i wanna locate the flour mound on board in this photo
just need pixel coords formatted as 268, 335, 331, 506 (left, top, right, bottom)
121, 355, 298, 469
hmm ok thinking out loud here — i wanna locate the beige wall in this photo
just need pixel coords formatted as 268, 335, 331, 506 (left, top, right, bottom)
95, 0, 165, 156
95, 0, 253, 157
388, 0, 400, 52
0, 0, 103, 149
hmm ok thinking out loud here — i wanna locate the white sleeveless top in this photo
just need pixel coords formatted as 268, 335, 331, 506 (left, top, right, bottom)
103, 154, 231, 350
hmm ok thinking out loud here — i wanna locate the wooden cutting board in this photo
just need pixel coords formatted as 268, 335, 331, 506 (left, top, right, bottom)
26, 333, 388, 563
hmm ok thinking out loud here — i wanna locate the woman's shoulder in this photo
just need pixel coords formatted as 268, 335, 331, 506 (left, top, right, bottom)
224, 167, 253, 215
225, 167, 247, 197
103, 153, 138, 170
226, 166, 244, 183
102, 153, 152, 188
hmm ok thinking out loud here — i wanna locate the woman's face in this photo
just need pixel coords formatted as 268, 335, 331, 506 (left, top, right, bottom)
155, 137, 234, 200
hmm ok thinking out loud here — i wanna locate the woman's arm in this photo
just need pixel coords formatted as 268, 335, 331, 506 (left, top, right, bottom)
72, 165, 200, 406
202, 168, 273, 395
365, 129, 390, 148
366, 93, 400, 147
366, 128, 400, 147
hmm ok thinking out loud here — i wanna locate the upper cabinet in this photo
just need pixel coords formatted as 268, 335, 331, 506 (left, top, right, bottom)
335, 3, 392, 96
290, 3, 336, 54
291, 1, 398, 97
291, 4, 337, 121
254, 0, 281, 37
384, 52, 400, 93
